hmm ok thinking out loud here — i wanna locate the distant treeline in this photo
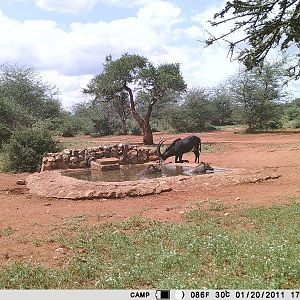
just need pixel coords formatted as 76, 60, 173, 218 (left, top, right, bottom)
0, 62, 299, 172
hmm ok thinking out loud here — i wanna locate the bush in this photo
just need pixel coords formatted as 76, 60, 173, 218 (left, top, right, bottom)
265, 120, 283, 130
60, 121, 78, 137
284, 119, 300, 129
130, 125, 142, 135
3, 127, 58, 172
0, 124, 12, 148
91, 117, 113, 137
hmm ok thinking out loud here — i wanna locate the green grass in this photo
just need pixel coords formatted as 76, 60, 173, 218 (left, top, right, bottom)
0, 226, 16, 237
1, 202, 300, 289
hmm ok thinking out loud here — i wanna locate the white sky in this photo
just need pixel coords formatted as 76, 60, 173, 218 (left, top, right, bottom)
0, 0, 299, 108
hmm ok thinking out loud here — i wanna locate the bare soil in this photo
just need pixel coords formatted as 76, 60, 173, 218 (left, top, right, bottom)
0, 129, 299, 266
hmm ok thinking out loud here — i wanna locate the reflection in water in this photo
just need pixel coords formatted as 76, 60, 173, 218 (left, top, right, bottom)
62, 164, 226, 183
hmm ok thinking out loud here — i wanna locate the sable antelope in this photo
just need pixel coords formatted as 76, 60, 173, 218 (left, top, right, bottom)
157, 135, 201, 163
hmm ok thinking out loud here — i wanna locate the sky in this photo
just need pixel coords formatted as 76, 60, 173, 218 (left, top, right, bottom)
0, 0, 298, 108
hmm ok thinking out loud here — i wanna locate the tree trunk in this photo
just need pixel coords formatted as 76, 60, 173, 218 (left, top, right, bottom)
142, 96, 157, 145
143, 122, 154, 145
124, 84, 155, 144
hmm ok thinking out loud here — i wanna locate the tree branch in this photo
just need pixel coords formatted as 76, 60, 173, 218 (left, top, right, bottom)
144, 96, 158, 123
123, 83, 145, 127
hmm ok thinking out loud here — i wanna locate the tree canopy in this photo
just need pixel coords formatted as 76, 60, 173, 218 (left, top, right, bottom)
84, 53, 186, 144
206, 0, 300, 79
229, 61, 287, 132
0, 63, 63, 130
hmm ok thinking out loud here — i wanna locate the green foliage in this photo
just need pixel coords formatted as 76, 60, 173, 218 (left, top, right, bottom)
60, 117, 81, 137
3, 127, 58, 172
91, 116, 113, 137
210, 84, 234, 125
167, 88, 216, 132
0, 96, 35, 130
207, 0, 300, 79
282, 98, 300, 128
0, 123, 12, 148
0, 63, 65, 147
230, 63, 286, 132
0, 64, 62, 123
84, 53, 186, 144
71, 97, 130, 136
84, 54, 149, 99
130, 125, 142, 135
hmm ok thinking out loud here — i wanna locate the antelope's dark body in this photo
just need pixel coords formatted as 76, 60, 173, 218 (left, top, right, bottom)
157, 135, 201, 163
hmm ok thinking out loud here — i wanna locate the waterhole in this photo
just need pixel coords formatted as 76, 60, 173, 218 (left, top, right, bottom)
62, 164, 227, 182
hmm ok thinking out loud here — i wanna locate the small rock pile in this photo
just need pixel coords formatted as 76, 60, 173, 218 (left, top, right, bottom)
41, 144, 158, 171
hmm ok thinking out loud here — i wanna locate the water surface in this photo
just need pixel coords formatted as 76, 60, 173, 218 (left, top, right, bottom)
62, 164, 225, 182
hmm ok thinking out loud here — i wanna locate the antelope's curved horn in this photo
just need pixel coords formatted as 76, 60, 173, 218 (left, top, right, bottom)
157, 139, 165, 160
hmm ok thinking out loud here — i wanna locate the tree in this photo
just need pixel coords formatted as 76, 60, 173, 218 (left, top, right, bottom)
210, 84, 233, 126
283, 98, 300, 128
83, 53, 186, 144
167, 88, 215, 132
72, 96, 131, 136
230, 62, 286, 132
110, 92, 131, 135
206, 0, 300, 79
135, 90, 180, 131
0, 63, 63, 134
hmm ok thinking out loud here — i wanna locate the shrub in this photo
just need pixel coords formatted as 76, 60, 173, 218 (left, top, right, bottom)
91, 117, 113, 137
130, 125, 142, 135
265, 120, 283, 130
60, 122, 78, 137
3, 127, 58, 172
0, 124, 12, 148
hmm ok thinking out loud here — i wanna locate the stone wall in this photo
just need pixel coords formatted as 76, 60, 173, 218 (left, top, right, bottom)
41, 144, 158, 171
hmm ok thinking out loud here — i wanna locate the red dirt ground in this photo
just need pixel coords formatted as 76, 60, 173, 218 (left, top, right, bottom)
0, 128, 299, 266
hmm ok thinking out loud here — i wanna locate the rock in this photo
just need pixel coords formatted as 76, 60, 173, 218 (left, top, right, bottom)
100, 164, 120, 171
54, 154, 63, 162
84, 190, 95, 198
79, 161, 88, 168
104, 151, 112, 158
137, 150, 148, 163
95, 151, 104, 159
62, 154, 70, 163
72, 149, 79, 156
62, 149, 71, 155
78, 155, 84, 162
119, 157, 130, 165
55, 247, 67, 254
90, 161, 99, 170
130, 157, 139, 164
96, 158, 120, 165
111, 148, 118, 157
69, 156, 79, 163
40, 164, 50, 171
90, 159, 120, 171
43, 203, 51, 206
149, 155, 158, 161
16, 180, 26, 185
